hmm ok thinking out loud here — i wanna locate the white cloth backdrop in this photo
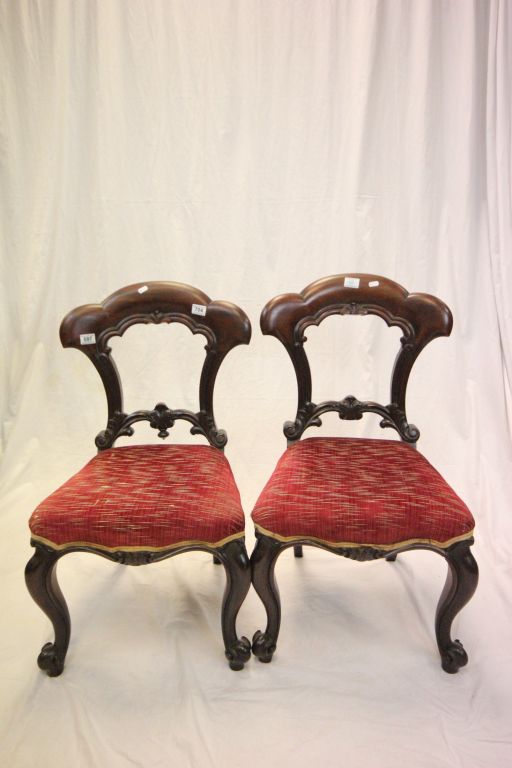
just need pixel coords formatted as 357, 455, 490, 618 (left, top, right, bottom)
1, 1, 511, 766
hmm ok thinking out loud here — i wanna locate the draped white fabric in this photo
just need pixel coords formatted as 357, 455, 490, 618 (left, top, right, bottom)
1, 2, 511, 766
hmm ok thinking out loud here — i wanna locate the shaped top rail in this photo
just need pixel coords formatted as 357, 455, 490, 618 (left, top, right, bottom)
61, 281, 250, 352
261, 274, 452, 345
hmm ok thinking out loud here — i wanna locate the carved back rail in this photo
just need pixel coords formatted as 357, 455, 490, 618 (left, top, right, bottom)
60, 282, 251, 449
260, 274, 452, 443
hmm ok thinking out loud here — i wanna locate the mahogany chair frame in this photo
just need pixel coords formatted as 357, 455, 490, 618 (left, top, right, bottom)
25, 281, 252, 674
251, 274, 478, 673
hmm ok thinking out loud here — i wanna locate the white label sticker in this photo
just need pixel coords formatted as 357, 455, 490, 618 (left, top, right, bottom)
138, 285, 148, 294
191, 304, 207, 317
344, 277, 360, 288
80, 333, 96, 345
368, 280, 380, 287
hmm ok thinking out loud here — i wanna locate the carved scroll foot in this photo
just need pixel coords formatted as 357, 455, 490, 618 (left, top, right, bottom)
219, 539, 252, 670
251, 630, 276, 663
251, 533, 283, 663
225, 637, 252, 671
25, 545, 71, 677
37, 642, 66, 677
440, 639, 468, 673
436, 541, 478, 673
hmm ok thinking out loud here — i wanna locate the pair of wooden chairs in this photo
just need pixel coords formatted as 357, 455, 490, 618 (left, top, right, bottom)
26, 276, 478, 677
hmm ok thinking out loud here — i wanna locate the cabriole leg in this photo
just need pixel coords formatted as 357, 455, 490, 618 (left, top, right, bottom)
251, 532, 283, 663
435, 541, 478, 673
25, 545, 71, 677
218, 539, 252, 671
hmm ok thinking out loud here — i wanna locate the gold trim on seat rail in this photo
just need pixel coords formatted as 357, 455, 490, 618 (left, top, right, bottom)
253, 524, 474, 551
30, 531, 245, 553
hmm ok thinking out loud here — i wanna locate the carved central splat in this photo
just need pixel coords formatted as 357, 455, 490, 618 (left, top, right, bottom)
149, 402, 175, 439
337, 395, 364, 420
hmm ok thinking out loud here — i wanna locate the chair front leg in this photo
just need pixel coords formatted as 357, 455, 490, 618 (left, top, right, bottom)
435, 541, 478, 673
250, 532, 283, 663
218, 538, 252, 670
25, 544, 71, 677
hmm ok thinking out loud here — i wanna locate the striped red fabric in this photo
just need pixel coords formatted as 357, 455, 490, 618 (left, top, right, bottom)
252, 437, 474, 548
30, 444, 245, 550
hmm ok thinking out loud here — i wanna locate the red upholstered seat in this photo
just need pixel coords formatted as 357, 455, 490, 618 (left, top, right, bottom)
252, 437, 474, 549
30, 444, 245, 551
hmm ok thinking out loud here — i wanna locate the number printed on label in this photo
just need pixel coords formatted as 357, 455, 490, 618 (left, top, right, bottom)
191, 304, 207, 316
80, 333, 96, 345
344, 277, 360, 288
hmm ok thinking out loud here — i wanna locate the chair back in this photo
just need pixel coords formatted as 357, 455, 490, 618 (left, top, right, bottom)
60, 282, 251, 449
260, 274, 452, 443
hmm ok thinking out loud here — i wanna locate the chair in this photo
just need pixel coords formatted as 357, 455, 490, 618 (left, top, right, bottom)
251, 274, 478, 673
25, 281, 252, 674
